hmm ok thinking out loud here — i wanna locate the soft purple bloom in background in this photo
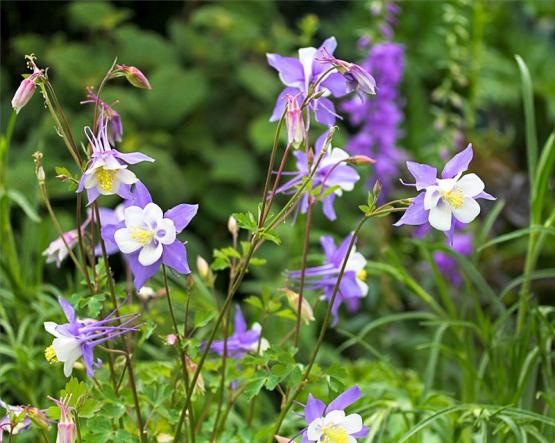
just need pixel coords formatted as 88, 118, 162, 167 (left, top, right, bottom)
276, 131, 360, 221
301, 386, 369, 443
0, 401, 32, 442
342, 42, 405, 200
81, 87, 123, 144
289, 234, 368, 325
267, 37, 348, 125
433, 232, 473, 286
76, 117, 154, 204
395, 144, 495, 244
211, 306, 268, 358
44, 297, 139, 377
93, 204, 125, 256
42, 229, 81, 268
102, 182, 198, 289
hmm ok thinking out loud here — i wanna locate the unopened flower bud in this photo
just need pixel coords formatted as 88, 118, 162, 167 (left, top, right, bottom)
116, 64, 152, 89
285, 95, 305, 149
166, 334, 177, 346
12, 78, 37, 114
36, 166, 45, 183
196, 256, 209, 279
307, 148, 315, 165
283, 288, 315, 325
227, 215, 238, 237
347, 155, 376, 165
49, 396, 76, 443
185, 357, 205, 396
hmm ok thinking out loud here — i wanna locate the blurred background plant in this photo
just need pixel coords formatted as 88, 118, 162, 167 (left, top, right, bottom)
1, 0, 555, 442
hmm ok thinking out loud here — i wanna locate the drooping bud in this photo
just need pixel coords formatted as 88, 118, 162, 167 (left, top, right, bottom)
196, 256, 209, 279
344, 64, 376, 96
166, 334, 177, 346
285, 95, 305, 149
185, 357, 205, 396
283, 288, 315, 325
227, 215, 238, 237
347, 155, 376, 166
115, 64, 152, 89
11, 56, 44, 114
49, 396, 76, 443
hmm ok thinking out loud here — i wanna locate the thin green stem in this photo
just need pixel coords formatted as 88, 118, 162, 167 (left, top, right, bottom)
294, 202, 313, 346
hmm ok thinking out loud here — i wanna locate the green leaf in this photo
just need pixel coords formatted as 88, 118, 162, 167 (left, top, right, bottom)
532, 131, 555, 224
67, 1, 131, 31
233, 212, 258, 231
244, 375, 268, 400
1, 189, 41, 223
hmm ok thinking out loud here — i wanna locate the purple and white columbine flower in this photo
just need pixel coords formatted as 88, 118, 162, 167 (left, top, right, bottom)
43, 229, 82, 267
44, 297, 139, 377
267, 37, 348, 125
394, 144, 495, 243
211, 306, 269, 358
276, 131, 360, 221
0, 401, 31, 442
289, 234, 368, 325
301, 386, 368, 443
81, 87, 123, 144
76, 117, 154, 204
101, 182, 198, 289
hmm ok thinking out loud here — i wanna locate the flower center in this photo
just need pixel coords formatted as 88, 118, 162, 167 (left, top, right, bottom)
96, 168, 117, 193
441, 187, 464, 209
357, 269, 367, 281
44, 345, 58, 363
130, 227, 155, 246
322, 426, 349, 443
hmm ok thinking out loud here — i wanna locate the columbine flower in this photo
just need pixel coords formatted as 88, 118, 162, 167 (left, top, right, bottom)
11, 55, 44, 114
285, 94, 305, 149
342, 42, 405, 201
76, 118, 154, 204
101, 182, 198, 289
44, 297, 139, 377
93, 205, 126, 256
283, 288, 315, 325
115, 64, 152, 89
394, 144, 495, 243
317, 50, 376, 98
288, 234, 368, 325
48, 396, 76, 443
0, 401, 32, 441
276, 130, 360, 221
81, 87, 123, 143
267, 37, 349, 125
43, 229, 81, 268
211, 306, 269, 358
301, 386, 369, 443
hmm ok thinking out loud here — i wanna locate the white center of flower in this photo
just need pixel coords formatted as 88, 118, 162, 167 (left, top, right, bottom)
84, 158, 138, 196
114, 203, 177, 266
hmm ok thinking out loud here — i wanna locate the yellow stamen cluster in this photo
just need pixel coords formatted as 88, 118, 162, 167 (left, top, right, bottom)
96, 168, 117, 193
130, 227, 154, 245
322, 427, 349, 443
357, 269, 367, 281
441, 187, 464, 209
44, 345, 58, 363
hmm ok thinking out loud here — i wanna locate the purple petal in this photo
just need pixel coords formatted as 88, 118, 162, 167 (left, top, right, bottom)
320, 72, 348, 97
270, 87, 301, 122
126, 181, 152, 208
164, 204, 198, 233
352, 426, 370, 438
117, 183, 133, 200
315, 129, 331, 155
314, 98, 337, 126
128, 253, 160, 289
267, 54, 305, 88
332, 233, 354, 266
406, 162, 437, 190
114, 150, 155, 164
234, 306, 247, 333
441, 144, 473, 179
81, 344, 95, 377
86, 187, 100, 206
301, 432, 310, 443
444, 222, 456, 246
161, 241, 190, 275
393, 193, 428, 226
304, 394, 326, 423
76, 174, 86, 193
58, 297, 76, 324
322, 193, 337, 221
326, 385, 362, 412
96, 207, 120, 227
313, 36, 338, 76
320, 236, 337, 259
476, 191, 496, 201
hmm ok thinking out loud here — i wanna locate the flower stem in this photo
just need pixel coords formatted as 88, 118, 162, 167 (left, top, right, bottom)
294, 202, 313, 346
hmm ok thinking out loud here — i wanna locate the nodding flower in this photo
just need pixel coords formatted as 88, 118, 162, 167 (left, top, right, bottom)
44, 297, 140, 377
317, 49, 376, 98
115, 64, 152, 90
11, 55, 44, 114
81, 87, 123, 143
285, 94, 305, 149
0, 400, 49, 441
48, 396, 76, 443
76, 116, 154, 204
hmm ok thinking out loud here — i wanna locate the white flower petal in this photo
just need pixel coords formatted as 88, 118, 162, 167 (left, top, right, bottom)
457, 173, 484, 197
343, 413, 363, 434
437, 178, 457, 193
143, 203, 164, 229
52, 336, 82, 370
84, 172, 97, 190
452, 197, 480, 223
298, 47, 317, 91
114, 228, 142, 254
156, 218, 176, 245
124, 206, 145, 229
356, 279, 369, 297
138, 241, 163, 266
428, 202, 452, 231
103, 156, 125, 170
307, 418, 324, 440
325, 409, 346, 426
44, 321, 62, 337
347, 437, 357, 443
424, 186, 441, 210
346, 251, 366, 272
117, 168, 138, 185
